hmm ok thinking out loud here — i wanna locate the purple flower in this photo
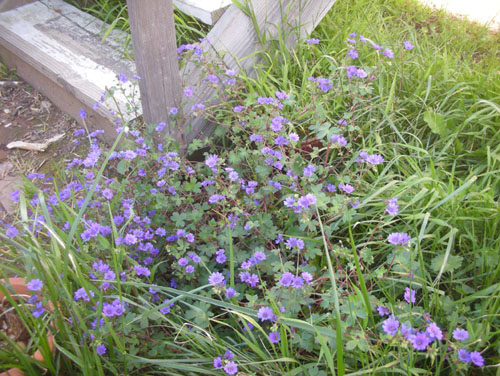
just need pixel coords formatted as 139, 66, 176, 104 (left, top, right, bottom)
339, 183, 354, 194
102, 303, 116, 318
170, 107, 178, 115
306, 38, 320, 44
250, 134, 263, 142
303, 164, 316, 178
216, 252, 227, 264
356, 68, 367, 78
280, 272, 294, 287
224, 361, 238, 375
79, 109, 87, 119
254, 251, 266, 262
209, 272, 225, 286
205, 154, 219, 168
297, 193, 317, 210
458, 348, 471, 362
386, 197, 399, 215
27, 279, 43, 291
124, 233, 138, 245
269, 331, 281, 343
284, 196, 295, 208
347, 49, 359, 59
118, 73, 128, 82
209, 194, 226, 204
276, 91, 289, 100
246, 274, 259, 287
377, 305, 391, 317
330, 134, 347, 146
274, 136, 288, 145
316, 77, 332, 93
470, 351, 484, 367
178, 257, 189, 266
213, 356, 223, 369
346, 65, 358, 78
372, 43, 383, 50
404, 287, 416, 303
134, 265, 151, 277
74, 287, 94, 302
382, 316, 399, 336
411, 332, 430, 351
185, 265, 195, 274
301, 272, 313, 284
6, 225, 19, 237
426, 322, 443, 341
292, 276, 304, 289
96, 344, 106, 356
452, 328, 469, 341
403, 40, 414, 50
31, 302, 45, 318
268, 180, 282, 191
102, 188, 113, 200
387, 232, 411, 246
184, 86, 194, 97
289, 133, 299, 142
226, 287, 236, 298
257, 306, 276, 322
382, 48, 394, 59
271, 116, 284, 132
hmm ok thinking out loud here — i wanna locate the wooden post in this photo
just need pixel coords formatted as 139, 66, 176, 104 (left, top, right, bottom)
126, 0, 182, 141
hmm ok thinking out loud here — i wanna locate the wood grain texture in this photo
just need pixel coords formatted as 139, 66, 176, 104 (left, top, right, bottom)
0, 0, 139, 126
127, 0, 183, 142
0, 43, 118, 141
181, 0, 337, 144
173, 0, 232, 25
0, 0, 36, 13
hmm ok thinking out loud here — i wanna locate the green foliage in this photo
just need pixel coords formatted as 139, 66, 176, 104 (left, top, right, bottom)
1, 0, 499, 374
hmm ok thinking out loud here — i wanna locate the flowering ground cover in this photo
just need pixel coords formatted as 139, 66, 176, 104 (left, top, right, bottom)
1, 0, 499, 375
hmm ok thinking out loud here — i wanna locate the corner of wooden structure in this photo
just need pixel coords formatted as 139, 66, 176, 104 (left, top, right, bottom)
0, 44, 118, 142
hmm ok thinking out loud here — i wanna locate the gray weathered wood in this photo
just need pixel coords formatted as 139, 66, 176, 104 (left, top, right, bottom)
0, 0, 139, 138
173, 0, 232, 25
181, 0, 337, 144
127, 0, 183, 143
0, 0, 36, 13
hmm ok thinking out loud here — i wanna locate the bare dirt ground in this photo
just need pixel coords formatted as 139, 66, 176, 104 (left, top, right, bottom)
0, 71, 80, 219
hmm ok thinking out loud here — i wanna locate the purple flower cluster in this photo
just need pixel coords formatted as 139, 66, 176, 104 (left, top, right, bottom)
214, 350, 238, 375
279, 271, 313, 288
284, 194, 317, 213
308, 76, 333, 93
386, 197, 399, 215
387, 232, 411, 246
209, 272, 225, 287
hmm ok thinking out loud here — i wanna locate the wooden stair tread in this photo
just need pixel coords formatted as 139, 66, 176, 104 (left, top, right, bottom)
173, 0, 232, 25
0, 0, 141, 127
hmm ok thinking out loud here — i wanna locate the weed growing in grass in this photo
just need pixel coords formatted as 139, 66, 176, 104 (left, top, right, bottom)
0, 31, 497, 376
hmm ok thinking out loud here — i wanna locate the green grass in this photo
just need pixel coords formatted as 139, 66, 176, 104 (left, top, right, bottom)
2, 0, 500, 374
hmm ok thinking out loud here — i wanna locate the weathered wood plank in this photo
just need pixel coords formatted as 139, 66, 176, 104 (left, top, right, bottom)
0, 0, 36, 13
0, 0, 139, 137
0, 43, 118, 141
173, 0, 232, 25
127, 0, 182, 142
181, 0, 337, 144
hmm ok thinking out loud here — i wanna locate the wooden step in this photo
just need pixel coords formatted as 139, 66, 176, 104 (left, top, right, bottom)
173, 0, 232, 25
0, 0, 140, 139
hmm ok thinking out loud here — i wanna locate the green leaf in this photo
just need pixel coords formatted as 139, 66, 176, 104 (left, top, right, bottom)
431, 253, 463, 274
423, 110, 447, 137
